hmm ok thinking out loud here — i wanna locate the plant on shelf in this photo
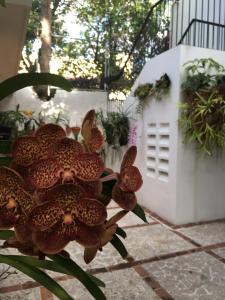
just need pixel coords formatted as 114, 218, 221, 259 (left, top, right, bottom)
134, 73, 171, 114
0, 73, 147, 300
152, 73, 171, 99
180, 58, 225, 155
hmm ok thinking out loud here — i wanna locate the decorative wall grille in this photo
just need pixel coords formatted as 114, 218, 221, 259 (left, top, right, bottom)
146, 122, 170, 182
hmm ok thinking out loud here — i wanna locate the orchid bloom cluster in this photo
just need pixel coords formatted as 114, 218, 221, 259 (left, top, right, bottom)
0, 110, 143, 263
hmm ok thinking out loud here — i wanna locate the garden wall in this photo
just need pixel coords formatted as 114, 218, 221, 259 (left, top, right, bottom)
0, 87, 108, 127
125, 44, 225, 225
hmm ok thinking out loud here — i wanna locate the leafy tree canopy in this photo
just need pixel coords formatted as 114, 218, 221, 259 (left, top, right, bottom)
22, 0, 169, 93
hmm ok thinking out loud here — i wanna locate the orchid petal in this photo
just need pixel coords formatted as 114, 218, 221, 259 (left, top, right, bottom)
35, 123, 66, 141
0, 166, 24, 188
65, 221, 101, 248
14, 214, 32, 243
84, 247, 98, 264
46, 184, 86, 212
32, 222, 70, 254
120, 166, 143, 192
72, 153, 104, 181
120, 146, 137, 171
29, 158, 60, 189
75, 178, 102, 198
51, 138, 83, 169
0, 206, 18, 229
73, 198, 107, 226
88, 128, 104, 152
112, 184, 137, 211
28, 201, 63, 231
12, 136, 41, 167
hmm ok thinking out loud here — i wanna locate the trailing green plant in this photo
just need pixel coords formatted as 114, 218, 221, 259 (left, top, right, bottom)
134, 83, 153, 114
134, 73, 171, 114
180, 58, 225, 155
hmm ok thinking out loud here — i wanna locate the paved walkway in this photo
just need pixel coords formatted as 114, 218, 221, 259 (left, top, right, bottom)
1, 201, 225, 299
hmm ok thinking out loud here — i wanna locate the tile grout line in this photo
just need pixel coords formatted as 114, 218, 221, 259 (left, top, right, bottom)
144, 207, 225, 229
133, 264, 175, 300
40, 287, 54, 300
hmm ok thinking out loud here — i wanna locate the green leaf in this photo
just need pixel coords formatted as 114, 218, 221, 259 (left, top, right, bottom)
116, 227, 127, 239
0, 0, 6, 7
132, 203, 148, 223
49, 254, 106, 300
110, 234, 128, 259
4, 255, 105, 287
0, 73, 73, 101
0, 255, 74, 300
88, 274, 105, 288
0, 230, 15, 240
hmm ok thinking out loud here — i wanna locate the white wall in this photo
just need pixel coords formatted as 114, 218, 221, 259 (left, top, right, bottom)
125, 47, 181, 223
0, 88, 108, 127
125, 45, 225, 225
176, 45, 225, 223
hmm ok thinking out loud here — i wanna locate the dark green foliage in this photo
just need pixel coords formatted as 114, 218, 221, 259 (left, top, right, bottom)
152, 73, 171, 99
97, 110, 129, 148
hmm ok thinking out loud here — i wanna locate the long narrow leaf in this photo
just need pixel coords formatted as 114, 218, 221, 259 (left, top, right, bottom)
0, 73, 73, 101
132, 203, 148, 223
5, 255, 105, 287
116, 227, 127, 239
49, 254, 106, 300
110, 235, 128, 259
0, 0, 6, 7
0, 255, 74, 300
0, 229, 15, 240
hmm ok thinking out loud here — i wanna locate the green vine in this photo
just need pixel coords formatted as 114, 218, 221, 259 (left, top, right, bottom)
180, 58, 225, 155
134, 73, 171, 114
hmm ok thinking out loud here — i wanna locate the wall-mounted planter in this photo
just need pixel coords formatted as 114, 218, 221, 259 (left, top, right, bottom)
126, 45, 225, 225
0, 0, 32, 82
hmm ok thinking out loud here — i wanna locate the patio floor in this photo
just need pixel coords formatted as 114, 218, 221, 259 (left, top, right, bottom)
1, 202, 225, 300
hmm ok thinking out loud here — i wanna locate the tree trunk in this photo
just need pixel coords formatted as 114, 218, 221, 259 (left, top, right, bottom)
38, 0, 52, 99
40, 0, 52, 73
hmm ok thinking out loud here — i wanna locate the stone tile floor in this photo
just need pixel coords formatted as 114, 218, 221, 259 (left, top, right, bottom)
1, 202, 225, 299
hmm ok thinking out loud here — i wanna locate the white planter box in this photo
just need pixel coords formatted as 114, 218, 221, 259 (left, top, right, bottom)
126, 45, 225, 225
0, 0, 32, 82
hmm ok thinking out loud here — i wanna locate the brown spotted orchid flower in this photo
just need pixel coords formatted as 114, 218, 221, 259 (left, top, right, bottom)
84, 210, 128, 264
27, 183, 107, 254
101, 146, 143, 211
12, 123, 66, 168
29, 137, 104, 189
0, 167, 35, 243
81, 110, 104, 152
